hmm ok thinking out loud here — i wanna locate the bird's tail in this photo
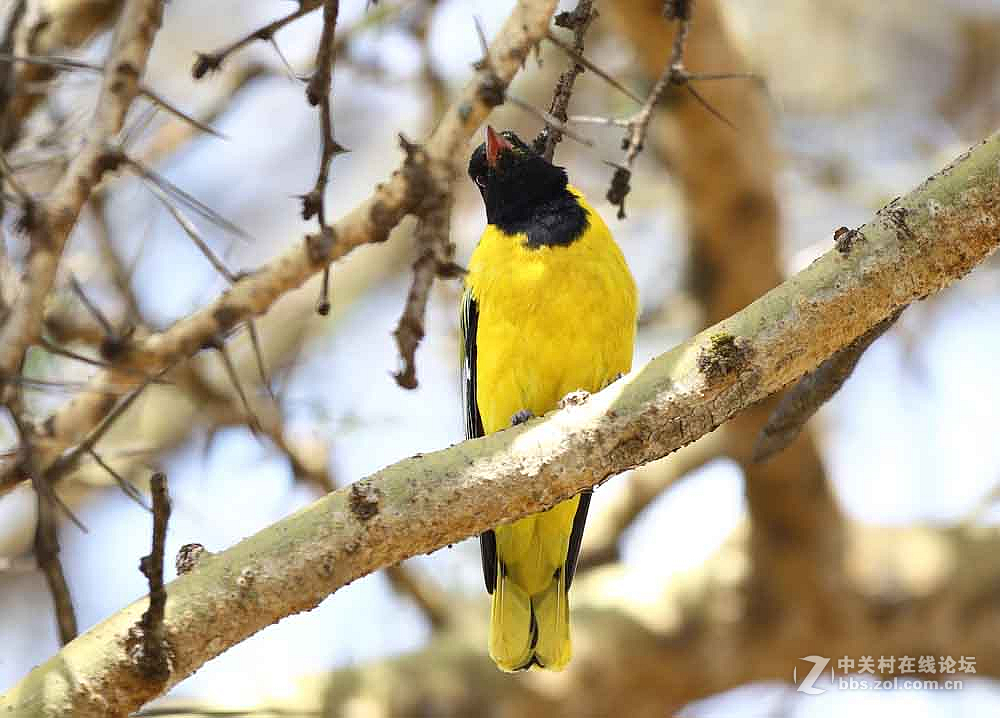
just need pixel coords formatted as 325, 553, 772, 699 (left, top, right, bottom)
488, 565, 571, 672
487, 503, 577, 672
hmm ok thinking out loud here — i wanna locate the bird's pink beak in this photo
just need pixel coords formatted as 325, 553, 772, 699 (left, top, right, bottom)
485, 125, 512, 168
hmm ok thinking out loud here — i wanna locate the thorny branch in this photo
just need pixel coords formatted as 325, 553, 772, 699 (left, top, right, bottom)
303, 0, 345, 316
0, 0, 560, 496
192, 0, 324, 78
557, 0, 758, 219
392, 179, 457, 389
0, 52, 224, 139
1, 0, 125, 151
0, 0, 163, 396
302, 0, 344, 228
535, 0, 596, 161
603, 4, 692, 218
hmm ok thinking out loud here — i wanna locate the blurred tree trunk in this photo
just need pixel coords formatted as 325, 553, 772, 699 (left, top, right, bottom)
608, 0, 849, 631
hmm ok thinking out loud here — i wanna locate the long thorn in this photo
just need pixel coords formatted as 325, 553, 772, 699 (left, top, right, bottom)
544, 31, 643, 104
506, 95, 594, 147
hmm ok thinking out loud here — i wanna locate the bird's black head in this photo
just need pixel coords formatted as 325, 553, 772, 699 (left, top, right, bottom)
468, 127, 570, 227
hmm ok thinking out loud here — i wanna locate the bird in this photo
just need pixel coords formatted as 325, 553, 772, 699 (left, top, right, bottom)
462, 126, 637, 671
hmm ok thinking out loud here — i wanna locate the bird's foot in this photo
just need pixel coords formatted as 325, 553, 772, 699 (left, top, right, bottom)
558, 389, 590, 409
510, 409, 535, 426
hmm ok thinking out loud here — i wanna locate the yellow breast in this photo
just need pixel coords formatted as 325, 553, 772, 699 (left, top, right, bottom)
466, 187, 637, 434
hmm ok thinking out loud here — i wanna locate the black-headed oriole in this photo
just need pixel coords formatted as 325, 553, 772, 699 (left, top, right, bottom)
462, 127, 637, 671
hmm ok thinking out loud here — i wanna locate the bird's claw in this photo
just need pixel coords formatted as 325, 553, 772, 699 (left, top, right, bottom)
510, 409, 535, 426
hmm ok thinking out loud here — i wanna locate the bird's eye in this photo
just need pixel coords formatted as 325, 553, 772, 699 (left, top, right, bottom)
475, 176, 486, 188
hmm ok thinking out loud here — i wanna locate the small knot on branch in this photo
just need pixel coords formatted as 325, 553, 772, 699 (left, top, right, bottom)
475, 70, 505, 108
191, 53, 222, 79
398, 133, 424, 163
98, 325, 135, 362
554, 4, 594, 31
663, 0, 694, 21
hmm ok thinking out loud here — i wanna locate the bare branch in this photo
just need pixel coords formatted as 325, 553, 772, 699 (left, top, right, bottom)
0, 0, 164, 397
68, 274, 115, 337
315, 265, 332, 316
12, 410, 80, 644
392, 206, 450, 389
87, 448, 149, 510
192, 1, 324, 79
536, 0, 596, 161
0, 0, 560, 492
133, 472, 172, 683
212, 339, 260, 433
45, 376, 157, 484
301, 0, 345, 228
301, 0, 345, 317
246, 320, 274, 401
34, 488, 78, 645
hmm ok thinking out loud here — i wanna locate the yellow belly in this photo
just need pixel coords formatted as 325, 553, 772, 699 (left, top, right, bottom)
467, 188, 637, 434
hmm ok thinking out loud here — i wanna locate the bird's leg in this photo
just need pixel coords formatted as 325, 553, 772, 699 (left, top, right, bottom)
510, 409, 535, 426
558, 389, 590, 409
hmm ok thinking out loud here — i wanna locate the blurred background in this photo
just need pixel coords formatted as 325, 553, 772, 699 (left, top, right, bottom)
2, 0, 1000, 715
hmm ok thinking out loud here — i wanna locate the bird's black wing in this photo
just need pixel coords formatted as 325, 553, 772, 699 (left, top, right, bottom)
564, 490, 591, 591
461, 291, 496, 593
461, 290, 485, 442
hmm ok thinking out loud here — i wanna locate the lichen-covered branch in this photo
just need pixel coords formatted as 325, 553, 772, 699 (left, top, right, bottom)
2, 130, 998, 718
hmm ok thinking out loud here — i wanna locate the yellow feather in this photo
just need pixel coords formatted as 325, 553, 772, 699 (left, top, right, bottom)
466, 186, 637, 671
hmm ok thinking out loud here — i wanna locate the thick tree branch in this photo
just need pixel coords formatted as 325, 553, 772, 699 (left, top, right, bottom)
2, 131, 998, 717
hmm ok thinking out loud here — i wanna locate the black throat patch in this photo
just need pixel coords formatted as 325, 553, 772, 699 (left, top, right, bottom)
493, 190, 589, 249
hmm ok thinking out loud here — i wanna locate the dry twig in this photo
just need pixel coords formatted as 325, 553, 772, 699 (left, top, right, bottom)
536, 0, 597, 161
192, 1, 324, 78
133, 472, 172, 682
